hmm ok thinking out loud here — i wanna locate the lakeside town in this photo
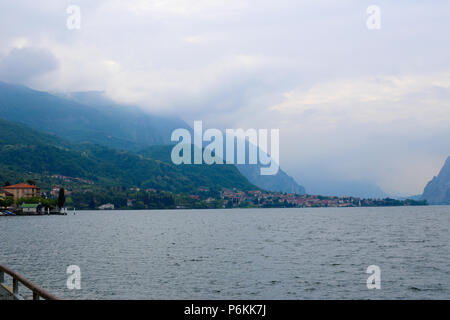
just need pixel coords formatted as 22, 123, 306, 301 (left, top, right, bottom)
0, 181, 68, 215
0, 179, 427, 214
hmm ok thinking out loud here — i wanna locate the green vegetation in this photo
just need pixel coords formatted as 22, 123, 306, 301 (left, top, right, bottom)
15, 196, 57, 210
0, 82, 308, 195
68, 188, 224, 210
57, 188, 65, 209
0, 82, 188, 151
0, 118, 257, 209
360, 198, 428, 206
0, 196, 14, 208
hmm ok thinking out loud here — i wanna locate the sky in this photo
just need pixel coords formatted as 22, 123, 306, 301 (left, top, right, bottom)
0, 0, 449, 196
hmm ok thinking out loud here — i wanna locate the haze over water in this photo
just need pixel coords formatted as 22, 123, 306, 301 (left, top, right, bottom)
1, 206, 449, 299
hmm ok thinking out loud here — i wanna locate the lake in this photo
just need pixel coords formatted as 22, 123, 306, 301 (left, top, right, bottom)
0, 206, 449, 299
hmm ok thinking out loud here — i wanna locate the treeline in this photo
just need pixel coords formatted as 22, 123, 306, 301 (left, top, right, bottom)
360, 198, 428, 206
0, 196, 57, 210
68, 188, 224, 210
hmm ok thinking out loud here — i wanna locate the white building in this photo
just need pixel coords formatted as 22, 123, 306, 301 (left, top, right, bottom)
98, 203, 114, 210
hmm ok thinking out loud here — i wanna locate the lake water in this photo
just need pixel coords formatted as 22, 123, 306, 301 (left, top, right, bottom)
1, 206, 449, 299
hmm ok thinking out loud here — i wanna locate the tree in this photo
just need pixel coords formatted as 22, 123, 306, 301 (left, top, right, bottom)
58, 188, 66, 209
26, 179, 36, 185
0, 196, 14, 208
41, 198, 57, 210
6, 197, 10, 207
16, 196, 41, 205
4, 181, 11, 187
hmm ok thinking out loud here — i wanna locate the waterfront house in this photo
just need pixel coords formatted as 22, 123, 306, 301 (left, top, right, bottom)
3, 183, 40, 200
21, 203, 42, 214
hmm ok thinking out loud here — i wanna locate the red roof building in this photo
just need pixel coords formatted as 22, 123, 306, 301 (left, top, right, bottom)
3, 183, 40, 200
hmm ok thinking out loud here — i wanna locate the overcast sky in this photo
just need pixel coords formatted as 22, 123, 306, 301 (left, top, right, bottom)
0, 0, 449, 195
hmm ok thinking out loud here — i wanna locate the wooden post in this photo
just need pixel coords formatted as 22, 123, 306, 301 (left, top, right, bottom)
13, 278, 18, 295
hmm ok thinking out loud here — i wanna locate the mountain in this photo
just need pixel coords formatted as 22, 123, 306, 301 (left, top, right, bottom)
0, 118, 256, 193
300, 178, 389, 199
0, 81, 305, 194
421, 156, 450, 204
217, 136, 305, 194
0, 82, 189, 151
235, 164, 305, 194
394, 194, 423, 201
139, 145, 305, 194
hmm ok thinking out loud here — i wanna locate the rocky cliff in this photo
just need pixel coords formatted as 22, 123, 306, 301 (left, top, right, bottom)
422, 156, 450, 204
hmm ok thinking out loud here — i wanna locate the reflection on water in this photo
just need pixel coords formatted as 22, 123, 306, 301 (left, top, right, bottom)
1, 206, 449, 299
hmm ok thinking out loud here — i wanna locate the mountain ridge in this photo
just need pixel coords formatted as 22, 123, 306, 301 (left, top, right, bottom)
0, 81, 190, 151
421, 156, 450, 204
0, 81, 306, 194
0, 118, 257, 193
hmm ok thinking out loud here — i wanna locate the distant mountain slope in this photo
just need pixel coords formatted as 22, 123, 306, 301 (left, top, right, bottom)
0, 82, 304, 194
299, 178, 389, 199
235, 164, 305, 194
422, 156, 450, 204
139, 145, 305, 194
0, 82, 189, 151
0, 119, 256, 193
222, 139, 305, 194
67, 91, 306, 194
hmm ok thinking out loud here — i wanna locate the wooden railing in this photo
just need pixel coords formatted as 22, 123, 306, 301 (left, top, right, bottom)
0, 264, 59, 300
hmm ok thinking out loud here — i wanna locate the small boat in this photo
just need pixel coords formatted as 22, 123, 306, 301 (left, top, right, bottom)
2, 210, 15, 216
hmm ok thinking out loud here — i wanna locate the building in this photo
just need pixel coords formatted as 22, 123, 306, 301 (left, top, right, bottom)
205, 197, 215, 204
0, 189, 14, 200
98, 203, 114, 210
3, 183, 40, 200
50, 186, 60, 197
50, 186, 72, 197
21, 203, 43, 214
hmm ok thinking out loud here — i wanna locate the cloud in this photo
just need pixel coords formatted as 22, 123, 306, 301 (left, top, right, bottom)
0, 47, 59, 84
270, 72, 450, 126
0, 0, 449, 195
